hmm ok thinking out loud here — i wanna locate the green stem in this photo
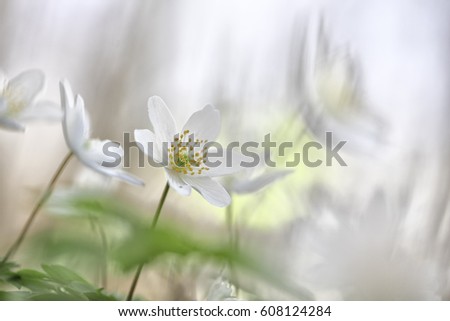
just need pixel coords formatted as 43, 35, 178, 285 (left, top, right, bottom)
88, 215, 109, 290
1, 151, 73, 264
126, 182, 170, 301
97, 221, 109, 290
226, 199, 240, 296
226, 202, 234, 248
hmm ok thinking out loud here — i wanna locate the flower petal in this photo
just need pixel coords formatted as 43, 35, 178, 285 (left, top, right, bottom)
60, 81, 90, 151
0, 117, 25, 131
17, 100, 62, 121
82, 139, 121, 165
134, 129, 162, 163
233, 169, 293, 194
78, 139, 144, 186
182, 176, 231, 207
165, 168, 191, 196
0, 97, 7, 114
85, 164, 145, 186
0, 70, 6, 86
182, 104, 220, 142
201, 150, 245, 177
7, 69, 45, 104
148, 96, 177, 144
59, 79, 74, 110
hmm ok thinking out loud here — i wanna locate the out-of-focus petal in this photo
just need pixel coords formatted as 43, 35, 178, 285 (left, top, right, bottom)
85, 163, 144, 186
233, 169, 293, 194
59, 79, 74, 111
182, 104, 220, 142
201, 150, 246, 177
60, 80, 89, 151
78, 140, 144, 186
0, 118, 25, 131
17, 100, 62, 121
182, 176, 231, 207
7, 69, 45, 104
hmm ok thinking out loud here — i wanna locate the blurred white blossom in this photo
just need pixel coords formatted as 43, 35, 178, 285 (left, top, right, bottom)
60, 79, 144, 186
300, 19, 386, 154
283, 188, 442, 300
0, 69, 60, 131
205, 277, 238, 301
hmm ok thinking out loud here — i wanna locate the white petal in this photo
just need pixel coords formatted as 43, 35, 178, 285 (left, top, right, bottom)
147, 96, 177, 143
85, 163, 144, 186
59, 79, 74, 110
0, 118, 25, 131
182, 176, 231, 207
60, 80, 90, 151
134, 129, 162, 163
7, 69, 45, 104
0, 97, 7, 114
16, 100, 62, 121
165, 168, 191, 196
233, 170, 293, 194
0, 70, 5, 86
182, 104, 220, 142
201, 150, 245, 177
82, 139, 121, 165
77, 139, 144, 186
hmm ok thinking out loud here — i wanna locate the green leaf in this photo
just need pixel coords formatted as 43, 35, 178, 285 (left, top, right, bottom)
10, 269, 54, 292
84, 290, 118, 301
41, 265, 92, 287
28, 293, 83, 301
0, 261, 18, 283
0, 291, 33, 300
0, 263, 116, 301
49, 191, 142, 227
113, 224, 314, 300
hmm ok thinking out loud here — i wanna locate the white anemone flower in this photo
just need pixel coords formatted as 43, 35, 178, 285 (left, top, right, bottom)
300, 20, 386, 154
0, 69, 61, 131
59, 79, 144, 186
135, 96, 240, 207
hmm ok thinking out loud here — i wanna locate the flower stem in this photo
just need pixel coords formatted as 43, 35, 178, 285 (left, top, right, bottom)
126, 182, 170, 301
88, 215, 109, 289
226, 200, 240, 296
1, 152, 73, 264
97, 221, 109, 290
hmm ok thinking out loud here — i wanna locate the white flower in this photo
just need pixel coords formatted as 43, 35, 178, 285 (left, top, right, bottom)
0, 69, 61, 131
282, 189, 441, 300
205, 277, 238, 301
59, 79, 144, 186
300, 21, 386, 154
135, 96, 239, 207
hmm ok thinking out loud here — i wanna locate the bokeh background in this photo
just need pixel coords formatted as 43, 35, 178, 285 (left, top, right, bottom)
0, 0, 449, 300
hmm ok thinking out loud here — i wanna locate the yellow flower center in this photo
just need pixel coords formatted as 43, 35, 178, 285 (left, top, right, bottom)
168, 129, 210, 176
1, 85, 27, 116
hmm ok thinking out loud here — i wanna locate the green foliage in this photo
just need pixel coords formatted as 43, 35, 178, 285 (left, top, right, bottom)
0, 262, 116, 301
113, 223, 313, 300
1, 191, 313, 300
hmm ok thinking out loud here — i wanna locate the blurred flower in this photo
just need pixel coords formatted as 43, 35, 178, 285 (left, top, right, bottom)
300, 20, 385, 154
59, 79, 144, 186
205, 277, 238, 301
282, 187, 441, 300
0, 69, 61, 131
135, 96, 238, 207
